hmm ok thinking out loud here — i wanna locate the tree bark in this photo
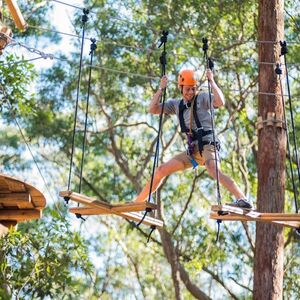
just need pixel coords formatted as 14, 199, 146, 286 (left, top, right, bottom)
254, 1, 285, 299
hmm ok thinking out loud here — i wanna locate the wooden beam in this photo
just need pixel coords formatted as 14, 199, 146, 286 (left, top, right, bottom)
211, 205, 300, 220
60, 190, 157, 212
0, 192, 33, 208
210, 213, 300, 229
0, 209, 41, 221
69, 206, 163, 228
3, 0, 27, 30
69, 206, 108, 215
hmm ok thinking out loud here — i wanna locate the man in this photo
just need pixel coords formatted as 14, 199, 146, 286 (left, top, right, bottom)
134, 69, 252, 209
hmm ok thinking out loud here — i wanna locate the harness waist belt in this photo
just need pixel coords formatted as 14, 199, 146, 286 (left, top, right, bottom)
190, 129, 213, 141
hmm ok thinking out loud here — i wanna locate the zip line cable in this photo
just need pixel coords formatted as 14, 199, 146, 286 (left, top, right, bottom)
43, 0, 300, 46
2, 38, 300, 100
5, 26, 300, 68
66, 8, 89, 198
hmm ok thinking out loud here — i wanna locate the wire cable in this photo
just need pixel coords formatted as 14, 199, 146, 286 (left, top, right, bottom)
78, 38, 97, 194
67, 8, 89, 193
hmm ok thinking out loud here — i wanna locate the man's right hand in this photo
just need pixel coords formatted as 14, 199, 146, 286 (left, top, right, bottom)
159, 75, 168, 90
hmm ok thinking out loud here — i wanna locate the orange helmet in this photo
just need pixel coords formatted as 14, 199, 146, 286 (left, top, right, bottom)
177, 69, 197, 86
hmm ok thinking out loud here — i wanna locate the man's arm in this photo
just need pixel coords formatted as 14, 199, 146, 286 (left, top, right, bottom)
206, 69, 225, 108
148, 75, 168, 114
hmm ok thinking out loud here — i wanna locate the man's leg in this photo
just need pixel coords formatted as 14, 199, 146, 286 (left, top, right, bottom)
134, 157, 186, 203
205, 159, 246, 200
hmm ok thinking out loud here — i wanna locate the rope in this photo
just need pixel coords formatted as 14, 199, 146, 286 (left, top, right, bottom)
279, 41, 300, 213
202, 38, 222, 205
136, 30, 168, 229
276, 64, 298, 213
202, 38, 223, 242
67, 8, 89, 193
78, 38, 97, 194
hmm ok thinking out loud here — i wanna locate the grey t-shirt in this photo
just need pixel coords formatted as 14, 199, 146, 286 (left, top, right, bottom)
161, 92, 216, 143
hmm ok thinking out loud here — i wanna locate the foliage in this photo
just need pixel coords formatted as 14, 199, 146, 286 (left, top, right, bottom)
0, 0, 299, 299
0, 207, 94, 299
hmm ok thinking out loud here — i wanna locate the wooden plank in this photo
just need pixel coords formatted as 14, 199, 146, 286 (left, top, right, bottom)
69, 206, 164, 228
69, 206, 109, 215
0, 209, 41, 221
210, 205, 300, 220
60, 191, 157, 212
111, 202, 157, 212
210, 213, 300, 229
4, 177, 26, 192
121, 212, 163, 228
60, 190, 112, 208
3, 0, 27, 30
0, 192, 33, 208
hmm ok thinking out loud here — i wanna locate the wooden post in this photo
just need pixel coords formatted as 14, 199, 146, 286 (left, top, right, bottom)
254, 1, 285, 299
3, 0, 26, 30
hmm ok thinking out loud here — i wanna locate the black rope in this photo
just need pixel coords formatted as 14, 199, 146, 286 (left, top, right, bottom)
67, 8, 89, 192
136, 30, 168, 229
275, 63, 299, 214
202, 38, 222, 205
147, 30, 168, 203
136, 207, 152, 227
75, 213, 86, 221
78, 38, 97, 194
215, 219, 222, 242
202, 38, 223, 240
280, 41, 300, 213
147, 225, 156, 243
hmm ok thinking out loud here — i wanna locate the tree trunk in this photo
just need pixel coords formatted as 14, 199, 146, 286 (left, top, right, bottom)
254, 1, 285, 299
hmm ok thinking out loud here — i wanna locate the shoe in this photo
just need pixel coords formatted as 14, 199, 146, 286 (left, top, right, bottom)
230, 199, 253, 209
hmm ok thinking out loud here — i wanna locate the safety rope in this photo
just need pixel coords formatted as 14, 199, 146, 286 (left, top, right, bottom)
66, 8, 89, 204
136, 30, 168, 233
280, 41, 300, 213
275, 64, 297, 210
202, 38, 222, 205
78, 38, 97, 194
275, 42, 300, 215
202, 38, 223, 242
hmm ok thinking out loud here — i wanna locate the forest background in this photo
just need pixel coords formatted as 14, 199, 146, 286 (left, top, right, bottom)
0, 0, 299, 299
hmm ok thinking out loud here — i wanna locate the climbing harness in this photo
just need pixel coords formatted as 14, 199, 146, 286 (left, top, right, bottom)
178, 96, 218, 156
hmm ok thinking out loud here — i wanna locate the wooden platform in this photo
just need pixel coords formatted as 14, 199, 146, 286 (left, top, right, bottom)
0, 173, 47, 235
210, 205, 300, 229
60, 190, 163, 228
